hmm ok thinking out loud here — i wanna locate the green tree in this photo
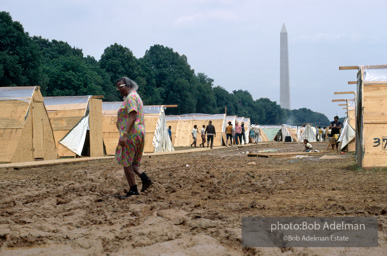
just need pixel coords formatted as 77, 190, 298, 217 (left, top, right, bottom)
213, 86, 237, 115
142, 44, 197, 114
0, 12, 41, 86
195, 73, 216, 114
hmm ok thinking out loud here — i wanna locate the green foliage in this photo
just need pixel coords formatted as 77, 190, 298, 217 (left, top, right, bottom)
0, 12, 330, 126
0, 12, 41, 86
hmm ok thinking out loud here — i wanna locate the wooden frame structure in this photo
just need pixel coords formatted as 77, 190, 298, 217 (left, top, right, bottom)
103, 104, 174, 154
340, 64, 387, 167
0, 86, 57, 163
44, 96, 103, 157
166, 114, 227, 147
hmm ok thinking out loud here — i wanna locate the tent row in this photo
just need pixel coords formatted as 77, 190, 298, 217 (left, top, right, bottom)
165, 114, 251, 147
0, 86, 174, 163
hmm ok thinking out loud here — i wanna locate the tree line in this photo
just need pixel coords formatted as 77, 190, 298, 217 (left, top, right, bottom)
0, 12, 329, 126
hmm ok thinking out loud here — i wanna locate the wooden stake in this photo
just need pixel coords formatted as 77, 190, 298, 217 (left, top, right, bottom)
334, 91, 355, 95
339, 66, 359, 70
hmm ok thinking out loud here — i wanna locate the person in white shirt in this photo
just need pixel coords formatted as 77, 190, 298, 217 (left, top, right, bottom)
303, 139, 313, 152
191, 125, 198, 147
199, 125, 206, 147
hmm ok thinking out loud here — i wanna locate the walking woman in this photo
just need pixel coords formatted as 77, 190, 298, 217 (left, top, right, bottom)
115, 77, 152, 199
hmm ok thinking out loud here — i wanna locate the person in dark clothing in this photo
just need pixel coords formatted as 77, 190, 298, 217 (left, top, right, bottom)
205, 120, 216, 149
241, 122, 247, 145
168, 126, 172, 142
329, 116, 342, 151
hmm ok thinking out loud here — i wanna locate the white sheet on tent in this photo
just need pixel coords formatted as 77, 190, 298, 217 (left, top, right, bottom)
363, 67, 387, 82
338, 118, 355, 150
251, 125, 263, 142
298, 125, 316, 142
59, 115, 89, 156
153, 107, 174, 152
0, 86, 35, 99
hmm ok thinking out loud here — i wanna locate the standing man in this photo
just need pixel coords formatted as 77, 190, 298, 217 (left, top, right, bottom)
205, 120, 216, 149
241, 122, 246, 144
168, 126, 172, 142
329, 116, 342, 151
322, 126, 326, 141
249, 126, 255, 143
225, 122, 233, 146
254, 123, 260, 143
199, 125, 206, 147
191, 125, 198, 147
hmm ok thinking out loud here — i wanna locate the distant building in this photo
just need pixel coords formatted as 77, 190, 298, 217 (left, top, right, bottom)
280, 23, 290, 109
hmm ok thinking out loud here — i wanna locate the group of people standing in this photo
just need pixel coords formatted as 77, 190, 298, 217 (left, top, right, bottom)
190, 121, 217, 149
225, 121, 251, 146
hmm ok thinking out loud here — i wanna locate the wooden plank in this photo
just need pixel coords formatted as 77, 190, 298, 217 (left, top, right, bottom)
49, 116, 84, 131
339, 66, 359, 70
91, 95, 104, 99
0, 128, 22, 162
53, 130, 76, 157
165, 105, 178, 108
11, 110, 34, 163
334, 91, 355, 95
247, 151, 324, 158
332, 99, 346, 102
0, 100, 29, 129
348, 81, 357, 84
338, 104, 346, 106
144, 115, 159, 153
89, 98, 104, 157
32, 102, 45, 159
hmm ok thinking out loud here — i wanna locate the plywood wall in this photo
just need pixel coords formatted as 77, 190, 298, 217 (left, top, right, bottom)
102, 113, 160, 155
47, 109, 85, 157
347, 107, 356, 152
89, 98, 104, 157
0, 100, 29, 162
361, 83, 387, 167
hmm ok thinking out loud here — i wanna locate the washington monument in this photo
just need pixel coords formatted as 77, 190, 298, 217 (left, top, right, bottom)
280, 23, 290, 109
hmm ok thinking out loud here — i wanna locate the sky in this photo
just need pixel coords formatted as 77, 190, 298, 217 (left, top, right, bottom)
2, 0, 387, 119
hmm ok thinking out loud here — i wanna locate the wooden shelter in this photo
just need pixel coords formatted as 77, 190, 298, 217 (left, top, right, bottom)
340, 64, 387, 168
103, 103, 174, 154
166, 114, 226, 147
44, 96, 103, 157
0, 86, 57, 163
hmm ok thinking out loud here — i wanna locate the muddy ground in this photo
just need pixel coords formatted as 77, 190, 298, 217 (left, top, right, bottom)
0, 142, 386, 256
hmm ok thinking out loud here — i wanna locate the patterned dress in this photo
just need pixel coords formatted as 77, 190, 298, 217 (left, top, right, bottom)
115, 91, 145, 167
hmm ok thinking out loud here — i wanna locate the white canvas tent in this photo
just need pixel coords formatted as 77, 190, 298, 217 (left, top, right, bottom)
44, 96, 103, 157
298, 124, 316, 142
102, 103, 174, 154
281, 124, 298, 142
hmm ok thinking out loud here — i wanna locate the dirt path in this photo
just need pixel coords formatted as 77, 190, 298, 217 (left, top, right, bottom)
0, 142, 386, 255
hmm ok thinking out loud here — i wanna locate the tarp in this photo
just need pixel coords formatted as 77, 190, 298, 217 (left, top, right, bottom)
59, 115, 89, 156
338, 118, 356, 150
261, 126, 282, 141
298, 125, 316, 142
363, 67, 387, 82
151, 106, 174, 153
